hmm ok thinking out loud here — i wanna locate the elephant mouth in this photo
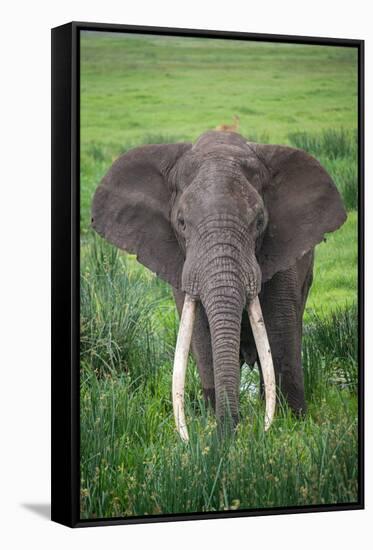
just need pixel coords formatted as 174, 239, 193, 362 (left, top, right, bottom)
172, 293, 276, 442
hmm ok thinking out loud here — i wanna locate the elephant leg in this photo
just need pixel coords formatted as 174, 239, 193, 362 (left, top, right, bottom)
258, 251, 314, 416
172, 288, 215, 409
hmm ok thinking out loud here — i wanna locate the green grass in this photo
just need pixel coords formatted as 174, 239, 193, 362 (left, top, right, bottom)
80, 374, 357, 517
80, 32, 358, 232
288, 128, 357, 160
81, 33, 357, 146
81, 286, 358, 519
80, 237, 177, 383
79, 33, 359, 519
307, 211, 357, 312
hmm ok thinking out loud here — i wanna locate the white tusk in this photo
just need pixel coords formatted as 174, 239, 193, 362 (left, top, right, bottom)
247, 296, 276, 431
172, 294, 197, 442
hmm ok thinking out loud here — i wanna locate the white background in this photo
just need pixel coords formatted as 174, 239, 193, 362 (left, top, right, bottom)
1, 1, 371, 548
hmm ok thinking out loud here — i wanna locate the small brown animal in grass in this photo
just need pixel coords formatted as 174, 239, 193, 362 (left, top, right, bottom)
215, 115, 240, 132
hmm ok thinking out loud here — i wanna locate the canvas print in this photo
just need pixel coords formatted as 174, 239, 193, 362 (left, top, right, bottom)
79, 31, 359, 520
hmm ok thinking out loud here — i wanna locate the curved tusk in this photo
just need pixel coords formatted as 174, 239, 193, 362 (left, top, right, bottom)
247, 296, 276, 431
172, 294, 197, 442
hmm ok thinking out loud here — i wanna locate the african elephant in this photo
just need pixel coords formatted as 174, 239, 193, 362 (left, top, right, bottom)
91, 131, 346, 439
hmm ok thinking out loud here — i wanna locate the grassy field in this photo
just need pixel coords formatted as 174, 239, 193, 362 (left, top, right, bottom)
80, 32, 358, 231
79, 33, 359, 519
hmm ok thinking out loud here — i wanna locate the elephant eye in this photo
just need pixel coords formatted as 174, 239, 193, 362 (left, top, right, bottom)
256, 214, 265, 232
178, 213, 186, 231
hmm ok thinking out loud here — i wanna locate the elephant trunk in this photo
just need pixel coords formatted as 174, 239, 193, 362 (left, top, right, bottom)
199, 252, 247, 428
203, 289, 244, 428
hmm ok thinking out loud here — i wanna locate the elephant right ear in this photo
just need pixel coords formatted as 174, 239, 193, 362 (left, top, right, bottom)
91, 142, 192, 288
249, 142, 347, 282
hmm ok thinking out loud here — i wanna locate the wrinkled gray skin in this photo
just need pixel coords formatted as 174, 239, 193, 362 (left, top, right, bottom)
92, 131, 347, 428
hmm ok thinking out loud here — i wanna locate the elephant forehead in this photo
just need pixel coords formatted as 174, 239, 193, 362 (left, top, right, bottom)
182, 173, 264, 216
182, 151, 265, 194
171, 140, 266, 195
182, 146, 260, 174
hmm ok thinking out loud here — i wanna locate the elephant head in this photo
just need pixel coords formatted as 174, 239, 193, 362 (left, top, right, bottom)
92, 131, 346, 439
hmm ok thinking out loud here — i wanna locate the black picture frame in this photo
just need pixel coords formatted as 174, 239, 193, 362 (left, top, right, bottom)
51, 21, 364, 528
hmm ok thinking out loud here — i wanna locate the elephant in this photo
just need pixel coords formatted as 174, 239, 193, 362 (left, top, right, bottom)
91, 130, 347, 439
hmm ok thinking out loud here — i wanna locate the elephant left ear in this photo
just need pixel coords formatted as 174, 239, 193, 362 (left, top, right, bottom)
249, 143, 347, 282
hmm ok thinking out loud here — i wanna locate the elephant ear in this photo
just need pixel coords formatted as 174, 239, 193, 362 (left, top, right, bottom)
91, 142, 192, 288
250, 143, 347, 282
